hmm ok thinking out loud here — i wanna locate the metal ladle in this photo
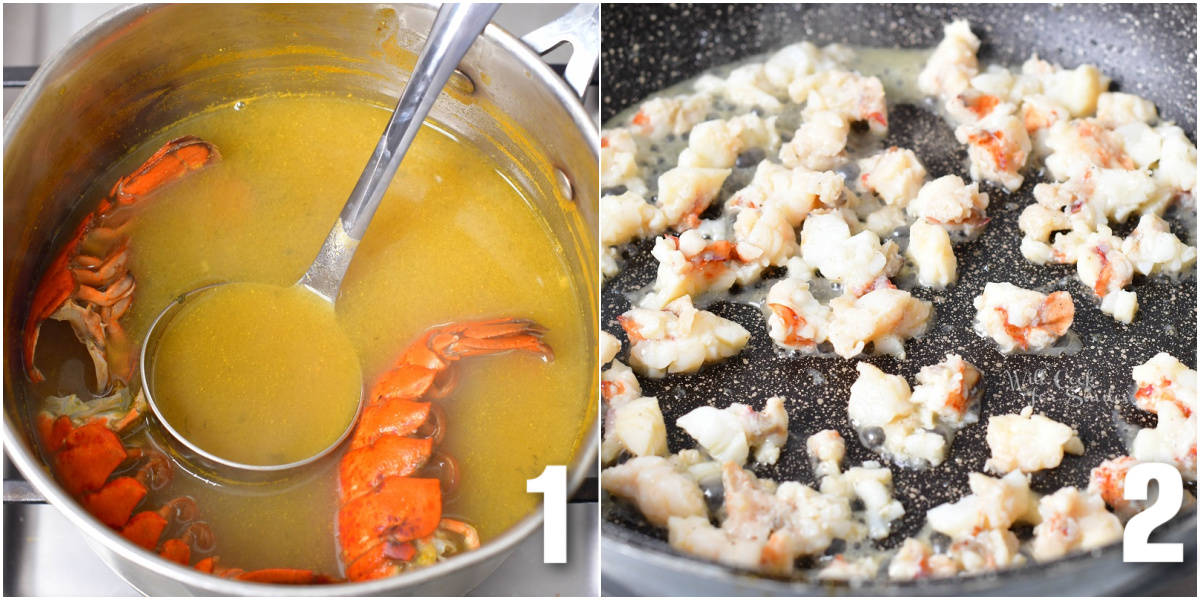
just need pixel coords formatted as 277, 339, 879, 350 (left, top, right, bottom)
139, 3, 500, 474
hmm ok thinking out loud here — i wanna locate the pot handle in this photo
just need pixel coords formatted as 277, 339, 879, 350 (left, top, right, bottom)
521, 3, 598, 98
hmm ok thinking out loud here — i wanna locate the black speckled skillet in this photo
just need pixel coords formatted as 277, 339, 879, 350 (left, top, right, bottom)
600, 4, 1197, 595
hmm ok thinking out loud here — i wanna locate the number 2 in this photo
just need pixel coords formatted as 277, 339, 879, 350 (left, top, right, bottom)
1123, 462, 1183, 563
527, 465, 567, 563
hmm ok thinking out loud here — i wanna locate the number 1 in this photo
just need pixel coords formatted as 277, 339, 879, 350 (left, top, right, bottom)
527, 465, 567, 563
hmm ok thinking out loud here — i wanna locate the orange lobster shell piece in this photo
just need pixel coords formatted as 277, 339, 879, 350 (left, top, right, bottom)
22, 136, 218, 389
336, 318, 552, 581
38, 398, 214, 565
39, 390, 333, 583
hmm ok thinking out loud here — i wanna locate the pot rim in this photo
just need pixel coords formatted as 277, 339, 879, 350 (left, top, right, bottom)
3, 2, 598, 594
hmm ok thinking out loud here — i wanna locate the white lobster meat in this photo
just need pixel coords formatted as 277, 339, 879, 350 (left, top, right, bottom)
676, 396, 789, 466
827, 288, 931, 359
984, 407, 1084, 474
602, 456, 707, 528
1031, 487, 1122, 561
620, 295, 750, 378
972, 282, 1074, 353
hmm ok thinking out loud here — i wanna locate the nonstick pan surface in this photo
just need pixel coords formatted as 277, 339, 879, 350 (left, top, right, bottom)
600, 3, 1197, 594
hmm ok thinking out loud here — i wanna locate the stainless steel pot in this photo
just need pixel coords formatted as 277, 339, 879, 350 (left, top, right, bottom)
3, 3, 598, 595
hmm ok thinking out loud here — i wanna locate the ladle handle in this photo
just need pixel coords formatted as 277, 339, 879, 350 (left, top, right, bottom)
299, 3, 499, 302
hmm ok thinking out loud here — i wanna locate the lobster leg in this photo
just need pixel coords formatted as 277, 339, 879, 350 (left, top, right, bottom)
438, 518, 481, 550
55, 266, 136, 387
71, 239, 130, 287
74, 273, 134, 307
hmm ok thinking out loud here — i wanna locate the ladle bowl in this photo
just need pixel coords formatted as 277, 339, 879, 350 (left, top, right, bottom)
139, 282, 365, 476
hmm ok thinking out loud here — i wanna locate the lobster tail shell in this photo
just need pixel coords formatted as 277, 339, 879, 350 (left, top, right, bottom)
339, 437, 434, 502
337, 477, 442, 566
103, 136, 220, 214
22, 136, 218, 387
349, 399, 430, 450
336, 318, 551, 580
